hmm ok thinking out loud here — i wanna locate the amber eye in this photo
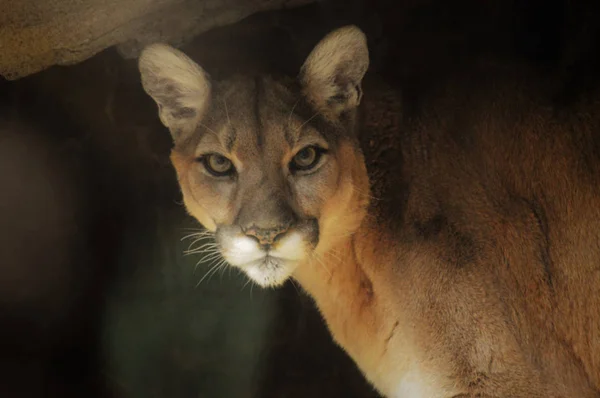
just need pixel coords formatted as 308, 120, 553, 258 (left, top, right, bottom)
201, 154, 235, 177
290, 146, 326, 172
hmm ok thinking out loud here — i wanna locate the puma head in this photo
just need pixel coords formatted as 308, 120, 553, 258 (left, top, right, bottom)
138, 26, 370, 287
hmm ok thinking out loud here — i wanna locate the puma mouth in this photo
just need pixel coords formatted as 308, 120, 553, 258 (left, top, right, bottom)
242, 256, 299, 287
246, 255, 287, 269
215, 225, 317, 287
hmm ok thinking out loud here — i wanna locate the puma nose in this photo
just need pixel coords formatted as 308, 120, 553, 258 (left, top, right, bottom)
243, 224, 291, 248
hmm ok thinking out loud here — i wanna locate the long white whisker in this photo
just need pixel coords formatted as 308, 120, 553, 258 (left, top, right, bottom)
186, 239, 215, 251
199, 123, 218, 136
201, 252, 224, 263
187, 240, 217, 249
224, 99, 231, 127
349, 182, 381, 202
205, 259, 227, 284
195, 255, 227, 288
181, 231, 212, 241
311, 252, 331, 278
296, 112, 319, 133
290, 279, 302, 297
193, 258, 205, 274
326, 250, 343, 262
185, 249, 217, 257
185, 244, 218, 254
242, 277, 253, 292
196, 263, 220, 287
288, 99, 300, 126
179, 229, 209, 237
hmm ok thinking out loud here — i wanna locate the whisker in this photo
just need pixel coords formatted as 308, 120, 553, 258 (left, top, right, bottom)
185, 250, 220, 259
186, 238, 213, 249
185, 237, 217, 251
349, 182, 382, 202
287, 99, 300, 126
205, 259, 227, 284
289, 279, 302, 297
185, 242, 218, 252
180, 227, 211, 233
195, 262, 221, 287
193, 258, 205, 274
325, 249, 343, 262
219, 261, 229, 281
180, 226, 213, 233
181, 231, 212, 241
242, 277, 253, 292
223, 99, 231, 127
296, 112, 319, 133
185, 250, 219, 258
311, 252, 332, 277
201, 252, 224, 263
183, 236, 214, 249
199, 123, 219, 136
195, 255, 228, 287
187, 238, 216, 247
184, 243, 218, 255
330, 231, 357, 239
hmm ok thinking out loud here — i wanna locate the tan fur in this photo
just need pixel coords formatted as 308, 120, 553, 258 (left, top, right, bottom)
139, 26, 600, 397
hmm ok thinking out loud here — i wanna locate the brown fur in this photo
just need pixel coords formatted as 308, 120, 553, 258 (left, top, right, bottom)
139, 26, 600, 397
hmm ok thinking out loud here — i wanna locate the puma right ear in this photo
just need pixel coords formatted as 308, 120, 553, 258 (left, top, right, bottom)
300, 26, 369, 119
138, 44, 211, 143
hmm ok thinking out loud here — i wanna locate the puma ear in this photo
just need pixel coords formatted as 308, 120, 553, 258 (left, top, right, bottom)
138, 43, 211, 142
300, 25, 369, 119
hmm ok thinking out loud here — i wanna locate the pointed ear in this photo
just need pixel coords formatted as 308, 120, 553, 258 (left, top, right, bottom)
138, 44, 211, 142
300, 26, 369, 119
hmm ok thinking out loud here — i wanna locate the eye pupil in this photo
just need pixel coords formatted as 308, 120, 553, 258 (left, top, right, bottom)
299, 148, 312, 160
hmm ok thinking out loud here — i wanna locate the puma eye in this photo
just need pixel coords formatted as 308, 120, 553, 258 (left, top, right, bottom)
290, 145, 326, 172
199, 153, 235, 177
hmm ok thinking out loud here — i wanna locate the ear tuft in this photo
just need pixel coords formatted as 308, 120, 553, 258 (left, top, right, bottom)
300, 26, 369, 118
138, 44, 211, 142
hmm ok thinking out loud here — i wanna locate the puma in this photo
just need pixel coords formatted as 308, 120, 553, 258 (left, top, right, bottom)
138, 26, 600, 397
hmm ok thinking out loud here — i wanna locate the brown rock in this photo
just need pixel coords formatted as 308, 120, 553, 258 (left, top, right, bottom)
0, 0, 313, 80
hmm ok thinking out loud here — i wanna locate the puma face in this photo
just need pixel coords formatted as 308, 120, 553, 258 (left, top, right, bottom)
139, 26, 370, 287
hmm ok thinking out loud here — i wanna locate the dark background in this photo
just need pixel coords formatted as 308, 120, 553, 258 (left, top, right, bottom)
1, 0, 599, 397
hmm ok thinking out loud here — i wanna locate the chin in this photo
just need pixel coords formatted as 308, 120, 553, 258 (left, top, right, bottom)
239, 257, 298, 287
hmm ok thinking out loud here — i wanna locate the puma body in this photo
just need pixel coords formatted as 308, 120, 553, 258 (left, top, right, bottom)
138, 26, 600, 397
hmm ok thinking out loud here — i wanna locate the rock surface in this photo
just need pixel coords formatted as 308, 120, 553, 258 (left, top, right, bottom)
0, 0, 313, 80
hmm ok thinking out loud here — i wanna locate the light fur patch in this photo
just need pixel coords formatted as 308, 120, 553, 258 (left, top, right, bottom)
301, 25, 369, 117
139, 43, 211, 139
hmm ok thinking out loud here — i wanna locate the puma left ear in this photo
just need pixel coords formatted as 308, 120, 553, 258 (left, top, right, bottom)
300, 25, 369, 119
138, 43, 211, 143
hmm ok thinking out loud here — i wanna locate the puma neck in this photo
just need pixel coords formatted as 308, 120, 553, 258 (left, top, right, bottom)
292, 217, 398, 391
